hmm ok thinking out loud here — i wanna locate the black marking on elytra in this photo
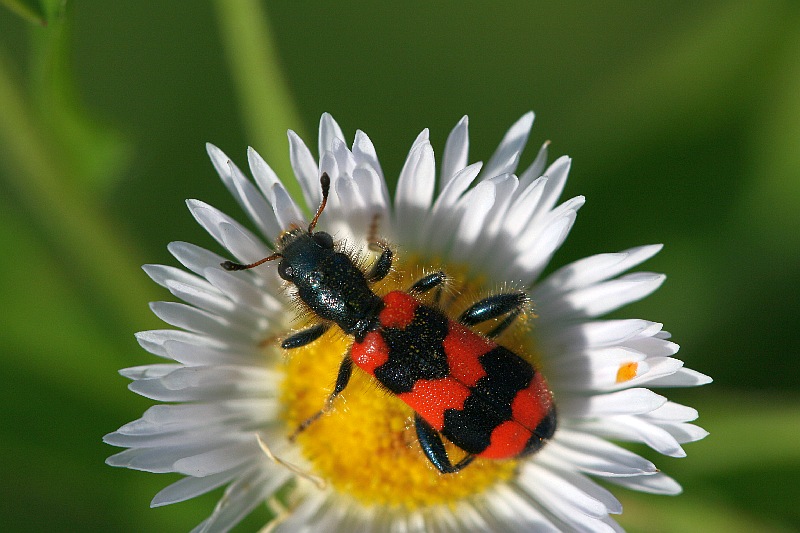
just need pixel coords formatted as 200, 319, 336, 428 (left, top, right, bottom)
471, 346, 535, 421
374, 305, 450, 394
441, 393, 502, 455
440, 346, 536, 454
522, 407, 557, 455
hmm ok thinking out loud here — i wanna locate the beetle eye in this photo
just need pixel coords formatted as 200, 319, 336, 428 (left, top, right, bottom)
278, 261, 294, 281
313, 232, 334, 249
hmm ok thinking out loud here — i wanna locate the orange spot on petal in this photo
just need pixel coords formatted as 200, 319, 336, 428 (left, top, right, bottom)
616, 361, 639, 383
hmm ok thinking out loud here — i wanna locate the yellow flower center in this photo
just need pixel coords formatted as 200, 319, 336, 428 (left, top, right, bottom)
279, 256, 536, 510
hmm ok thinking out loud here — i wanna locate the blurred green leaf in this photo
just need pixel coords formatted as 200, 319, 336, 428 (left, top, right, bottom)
742, 22, 800, 251
1, 0, 47, 25
213, 0, 306, 205
29, 4, 131, 191
681, 394, 800, 475
563, 1, 795, 185
619, 494, 795, 533
0, 49, 159, 334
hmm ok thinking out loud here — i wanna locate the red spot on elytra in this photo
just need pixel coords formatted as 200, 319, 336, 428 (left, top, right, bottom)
379, 291, 418, 329
511, 373, 552, 431
351, 331, 389, 375
398, 378, 471, 431
480, 420, 530, 459
442, 322, 493, 387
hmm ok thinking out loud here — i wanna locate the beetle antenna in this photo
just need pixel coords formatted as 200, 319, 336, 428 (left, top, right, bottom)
221, 253, 282, 271
308, 173, 330, 233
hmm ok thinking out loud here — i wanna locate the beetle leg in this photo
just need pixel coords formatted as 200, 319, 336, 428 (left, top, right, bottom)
366, 244, 393, 283
458, 292, 528, 339
414, 413, 474, 474
290, 355, 353, 440
281, 323, 330, 349
408, 271, 448, 305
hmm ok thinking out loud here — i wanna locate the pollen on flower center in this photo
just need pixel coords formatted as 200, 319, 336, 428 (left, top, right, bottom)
278, 257, 529, 510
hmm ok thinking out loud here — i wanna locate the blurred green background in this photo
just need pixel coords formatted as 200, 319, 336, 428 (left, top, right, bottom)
1, 1, 798, 531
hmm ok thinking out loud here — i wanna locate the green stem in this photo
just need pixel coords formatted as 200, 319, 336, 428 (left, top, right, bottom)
0, 49, 159, 331
213, 0, 306, 204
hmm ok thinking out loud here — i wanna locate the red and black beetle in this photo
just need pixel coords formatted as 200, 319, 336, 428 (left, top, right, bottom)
223, 173, 556, 473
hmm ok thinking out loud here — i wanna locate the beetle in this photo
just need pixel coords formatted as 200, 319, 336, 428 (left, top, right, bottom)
222, 173, 556, 473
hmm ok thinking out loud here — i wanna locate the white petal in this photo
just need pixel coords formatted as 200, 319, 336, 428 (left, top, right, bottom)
656, 421, 709, 444
352, 165, 389, 215
577, 415, 687, 457
135, 330, 254, 364
423, 162, 482, 253
205, 143, 234, 183
646, 367, 713, 387
518, 140, 550, 188
616, 357, 685, 389
352, 129, 384, 181
441, 115, 469, 189
542, 272, 666, 321
330, 136, 356, 177
143, 264, 220, 300
534, 244, 663, 302
151, 468, 242, 507
114, 400, 272, 436
560, 388, 667, 418
546, 319, 662, 353
128, 364, 275, 402
530, 156, 571, 221
449, 180, 497, 263
162, 339, 264, 366
319, 112, 346, 155
168, 241, 229, 277
246, 149, 298, 237
605, 472, 682, 495
480, 112, 534, 180
119, 363, 181, 380
226, 158, 283, 242
643, 401, 699, 422
204, 267, 283, 317
173, 439, 259, 477
106, 445, 208, 473
276, 491, 329, 532
394, 140, 435, 246
472, 174, 518, 248
624, 333, 680, 357
483, 484, 559, 532
207, 144, 280, 243
247, 147, 280, 199
197, 466, 291, 533
149, 301, 254, 342
288, 129, 321, 209
517, 463, 612, 519
502, 176, 548, 238
545, 430, 658, 476
186, 200, 271, 266
505, 198, 582, 282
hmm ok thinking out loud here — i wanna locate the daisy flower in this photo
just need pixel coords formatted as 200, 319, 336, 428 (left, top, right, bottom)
106, 112, 711, 532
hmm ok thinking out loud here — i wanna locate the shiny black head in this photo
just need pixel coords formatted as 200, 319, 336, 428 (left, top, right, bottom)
221, 173, 383, 338
220, 173, 332, 272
